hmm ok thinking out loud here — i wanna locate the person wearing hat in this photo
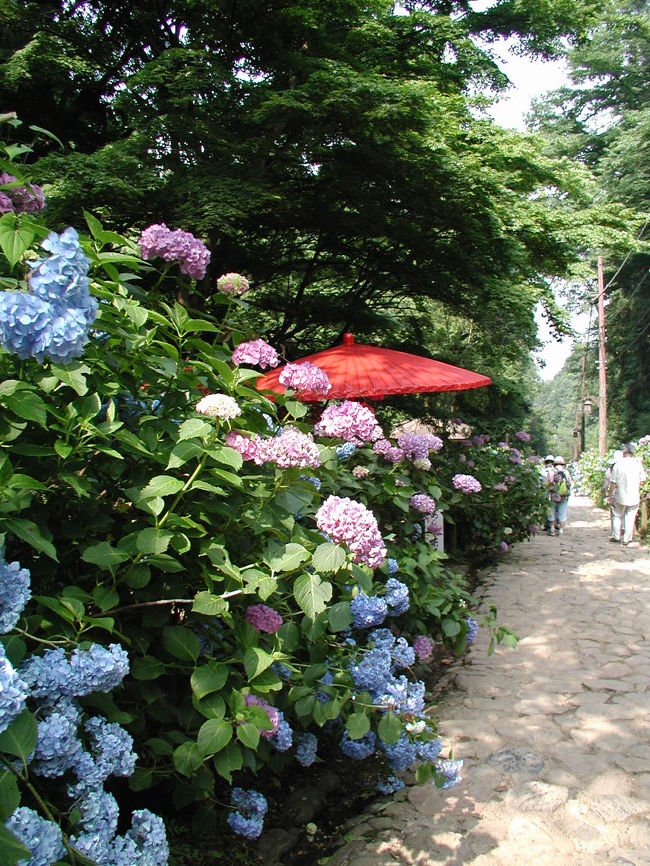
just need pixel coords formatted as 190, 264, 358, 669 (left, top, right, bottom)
602, 454, 619, 535
541, 454, 556, 532
607, 442, 647, 545
549, 456, 573, 536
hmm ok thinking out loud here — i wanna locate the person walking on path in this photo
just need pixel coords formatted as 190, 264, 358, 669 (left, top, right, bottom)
541, 454, 556, 533
548, 455, 572, 536
607, 441, 647, 545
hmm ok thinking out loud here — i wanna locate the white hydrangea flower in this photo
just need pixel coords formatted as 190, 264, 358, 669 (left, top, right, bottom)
196, 393, 241, 420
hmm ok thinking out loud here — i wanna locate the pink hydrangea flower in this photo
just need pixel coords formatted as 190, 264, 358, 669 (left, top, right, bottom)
372, 439, 404, 464
225, 431, 262, 463
515, 431, 531, 442
244, 695, 280, 738
410, 494, 436, 515
397, 433, 442, 461
315, 495, 386, 569
413, 457, 431, 471
452, 474, 482, 494
245, 604, 283, 634
493, 482, 508, 493
278, 362, 331, 397
196, 393, 241, 419
140, 223, 211, 280
352, 465, 369, 479
217, 272, 250, 296
314, 401, 383, 445
499, 541, 508, 552
413, 636, 433, 662
266, 427, 321, 469
232, 339, 279, 369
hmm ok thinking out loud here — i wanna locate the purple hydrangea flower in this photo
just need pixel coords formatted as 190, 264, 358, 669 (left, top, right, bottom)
246, 604, 283, 634
140, 223, 210, 280
410, 494, 436, 515
466, 617, 479, 646
270, 714, 293, 752
499, 541, 508, 553
452, 474, 482, 494
0, 172, 45, 214
515, 430, 531, 442
244, 695, 280, 738
413, 636, 433, 662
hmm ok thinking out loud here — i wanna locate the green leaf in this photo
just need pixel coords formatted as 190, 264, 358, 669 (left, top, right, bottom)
191, 661, 228, 700
177, 418, 212, 442
293, 573, 333, 619
209, 445, 243, 471
162, 626, 201, 662
167, 440, 203, 469
285, 400, 308, 419
84, 209, 104, 238
0, 213, 35, 267
173, 742, 204, 776
0, 823, 32, 865
3, 391, 47, 426
192, 591, 228, 617
328, 601, 353, 632
138, 475, 185, 501
54, 440, 73, 460
131, 656, 166, 681
244, 647, 275, 679
50, 362, 90, 396
0, 771, 20, 821
265, 542, 310, 573
2, 518, 57, 560
213, 742, 243, 783
441, 618, 461, 638
82, 541, 130, 571
237, 722, 260, 750
197, 719, 232, 757
312, 542, 347, 574
346, 713, 370, 740
136, 528, 173, 555
377, 712, 402, 746
92, 585, 119, 611
129, 768, 153, 791
0, 711, 38, 761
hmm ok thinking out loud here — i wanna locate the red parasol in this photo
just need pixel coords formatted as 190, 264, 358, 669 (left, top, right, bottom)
256, 334, 491, 401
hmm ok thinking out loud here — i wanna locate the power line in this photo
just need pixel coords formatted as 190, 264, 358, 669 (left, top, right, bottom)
590, 217, 650, 304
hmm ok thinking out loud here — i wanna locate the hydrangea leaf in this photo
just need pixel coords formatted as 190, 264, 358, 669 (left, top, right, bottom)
264, 541, 310, 573
328, 601, 353, 632
0, 770, 20, 821
82, 541, 130, 571
0, 213, 35, 268
213, 742, 243, 783
236, 722, 260, 750
346, 712, 371, 740
136, 528, 173, 555
177, 418, 212, 442
2, 391, 47, 427
173, 741, 204, 776
191, 591, 228, 617
137, 474, 185, 501
312, 542, 347, 574
131, 656, 165, 681
162, 626, 201, 662
377, 712, 402, 746
191, 661, 228, 700
0, 711, 38, 762
293, 573, 332, 619
244, 647, 275, 679
197, 718, 232, 757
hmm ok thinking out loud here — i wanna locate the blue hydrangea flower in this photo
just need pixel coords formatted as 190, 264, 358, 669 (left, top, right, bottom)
466, 617, 479, 646
295, 732, 318, 767
387, 558, 399, 574
315, 670, 334, 704
350, 593, 387, 629
436, 758, 463, 789
349, 647, 392, 695
228, 788, 267, 839
383, 734, 417, 772
69, 790, 119, 864
30, 228, 92, 311
340, 729, 376, 760
0, 552, 31, 634
368, 628, 395, 651
270, 715, 293, 752
336, 443, 357, 461
299, 475, 322, 491
270, 663, 292, 680
20, 643, 129, 701
375, 675, 424, 716
390, 637, 415, 670
5, 807, 66, 866
112, 809, 169, 866
0, 293, 57, 361
0, 644, 28, 735
32, 711, 83, 778
376, 774, 405, 795
385, 578, 409, 617
85, 717, 137, 779
416, 738, 443, 763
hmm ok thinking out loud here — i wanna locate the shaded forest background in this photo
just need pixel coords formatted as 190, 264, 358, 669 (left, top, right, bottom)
1, 0, 648, 448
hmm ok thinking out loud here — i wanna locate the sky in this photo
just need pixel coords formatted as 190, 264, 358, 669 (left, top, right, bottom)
482, 41, 582, 381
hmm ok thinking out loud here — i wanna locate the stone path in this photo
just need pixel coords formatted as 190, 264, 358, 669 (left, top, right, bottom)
327, 497, 650, 866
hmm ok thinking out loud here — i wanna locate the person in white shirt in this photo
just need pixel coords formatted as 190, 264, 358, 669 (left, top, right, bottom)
607, 443, 647, 545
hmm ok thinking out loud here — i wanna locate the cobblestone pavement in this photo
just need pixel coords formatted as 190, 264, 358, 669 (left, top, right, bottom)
327, 497, 650, 866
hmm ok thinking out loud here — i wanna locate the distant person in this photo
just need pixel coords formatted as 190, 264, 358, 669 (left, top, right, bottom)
602, 455, 617, 535
607, 443, 647, 545
549, 456, 573, 536
541, 454, 556, 532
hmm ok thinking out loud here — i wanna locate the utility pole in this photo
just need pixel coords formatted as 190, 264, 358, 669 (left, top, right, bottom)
597, 255, 607, 457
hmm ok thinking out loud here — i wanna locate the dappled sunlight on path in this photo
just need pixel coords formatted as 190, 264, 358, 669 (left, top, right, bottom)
327, 497, 650, 866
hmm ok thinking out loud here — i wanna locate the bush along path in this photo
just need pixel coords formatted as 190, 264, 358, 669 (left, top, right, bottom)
0, 137, 541, 866
325, 496, 650, 866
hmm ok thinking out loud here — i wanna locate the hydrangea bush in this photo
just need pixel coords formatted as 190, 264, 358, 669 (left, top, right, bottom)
0, 140, 532, 862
